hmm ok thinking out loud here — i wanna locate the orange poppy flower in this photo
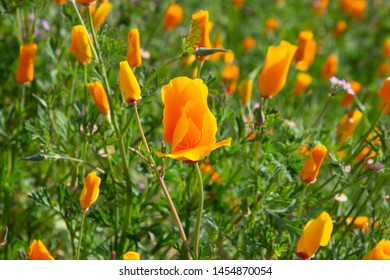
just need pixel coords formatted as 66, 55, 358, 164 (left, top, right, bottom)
155, 77, 231, 162
163, 3, 183, 31
258, 40, 297, 98
301, 144, 327, 184
126, 28, 142, 67
15, 43, 37, 84
363, 240, 390, 260
80, 171, 101, 211
87, 81, 110, 115
321, 55, 338, 80
70, 25, 93, 65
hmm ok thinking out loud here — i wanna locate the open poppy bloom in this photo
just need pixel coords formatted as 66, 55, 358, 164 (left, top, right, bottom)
155, 77, 231, 163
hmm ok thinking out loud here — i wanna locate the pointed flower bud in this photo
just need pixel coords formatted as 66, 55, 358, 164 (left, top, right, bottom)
70, 25, 93, 65
301, 144, 327, 184
80, 171, 101, 211
15, 43, 37, 84
119, 60, 141, 103
126, 28, 142, 67
190, 10, 211, 60
239, 78, 253, 105
296, 211, 333, 260
258, 40, 297, 98
27, 240, 55, 260
87, 81, 110, 115
295, 30, 317, 72
92, 1, 112, 29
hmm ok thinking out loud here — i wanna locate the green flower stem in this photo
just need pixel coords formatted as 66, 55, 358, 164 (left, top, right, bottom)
194, 162, 204, 258
197, 60, 205, 78
67, 61, 79, 117
311, 92, 336, 128
348, 106, 386, 162
117, 133, 134, 252
75, 210, 87, 260
15, 8, 23, 45
133, 104, 192, 259
296, 183, 308, 220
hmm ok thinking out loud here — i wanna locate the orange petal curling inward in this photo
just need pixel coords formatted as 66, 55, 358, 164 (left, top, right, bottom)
157, 76, 231, 162
258, 40, 297, 98
296, 211, 333, 259
300, 144, 327, 184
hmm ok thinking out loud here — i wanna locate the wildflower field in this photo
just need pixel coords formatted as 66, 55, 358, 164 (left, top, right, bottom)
0, 0, 390, 260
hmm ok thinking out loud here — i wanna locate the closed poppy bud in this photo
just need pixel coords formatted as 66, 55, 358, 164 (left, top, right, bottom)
293, 73, 312, 96
119, 60, 141, 103
258, 40, 297, 99
70, 25, 92, 65
265, 17, 278, 32
155, 77, 231, 163
341, 81, 361, 107
190, 10, 211, 59
123, 251, 140, 260
301, 144, 327, 184
87, 81, 110, 115
92, 2, 112, 29
15, 43, 37, 84
321, 55, 338, 80
295, 30, 317, 72
383, 39, 390, 58
76, 0, 96, 5
377, 77, 390, 108
363, 240, 390, 260
336, 109, 363, 142
27, 240, 55, 260
242, 36, 256, 51
333, 20, 347, 37
126, 28, 142, 67
239, 78, 253, 105
296, 211, 333, 259
163, 3, 183, 31
80, 171, 101, 211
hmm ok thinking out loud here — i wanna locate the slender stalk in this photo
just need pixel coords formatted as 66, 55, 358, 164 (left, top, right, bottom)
197, 60, 205, 78
133, 104, 192, 259
311, 92, 336, 128
75, 210, 87, 260
194, 162, 204, 258
117, 134, 134, 252
296, 183, 308, 220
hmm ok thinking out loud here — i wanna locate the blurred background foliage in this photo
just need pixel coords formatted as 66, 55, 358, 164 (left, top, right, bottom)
0, 0, 389, 259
